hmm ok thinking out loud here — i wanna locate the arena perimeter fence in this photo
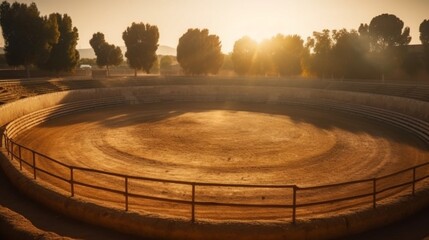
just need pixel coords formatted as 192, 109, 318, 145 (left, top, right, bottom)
2, 97, 429, 223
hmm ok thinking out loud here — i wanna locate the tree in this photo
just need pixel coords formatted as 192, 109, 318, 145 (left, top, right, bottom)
177, 28, 224, 75
89, 32, 105, 59
420, 19, 429, 45
330, 29, 375, 79
251, 39, 275, 76
358, 23, 371, 53
0, 54, 7, 68
271, 34, 305, 76
304, 28, 377, 79
402, 51, 423, 76
220, 53, 234, 74
79, 58, 96, 66
150, 55, 159, 74
122, 22, 159, 76
89, 32, 123, 76
306, 29, 334, 78
160, 55, 173, 69
420, 19, 429, 72
368, 14, 411, 80
0, 1, 59, 77
160, 55, 173, 74
38, 13, 79, 74
368, 13, 411, 52
231, 36, 257, 75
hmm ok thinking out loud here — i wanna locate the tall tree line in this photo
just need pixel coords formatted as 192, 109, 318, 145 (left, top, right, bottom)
89, 32, 123, 76
89, 22, 160, 76
0, 1, 79, 77
1, 1, 428, 79
421, 20, 429, 73
123, 22, 159, 76
231, 13, 429, 80
176, 28, 224, 75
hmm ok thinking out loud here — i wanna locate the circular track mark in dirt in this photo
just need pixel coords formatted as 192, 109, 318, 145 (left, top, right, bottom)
15, 102, 429, 221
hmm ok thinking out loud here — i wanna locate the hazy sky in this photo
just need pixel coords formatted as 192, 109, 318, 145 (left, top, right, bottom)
1, 0, 428, 52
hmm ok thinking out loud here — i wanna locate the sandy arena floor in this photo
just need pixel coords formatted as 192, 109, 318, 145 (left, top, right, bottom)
14, 102, 429, 222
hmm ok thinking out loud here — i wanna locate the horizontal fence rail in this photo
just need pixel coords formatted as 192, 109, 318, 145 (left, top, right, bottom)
4, 133, 429, 223
2, 97, 429, 223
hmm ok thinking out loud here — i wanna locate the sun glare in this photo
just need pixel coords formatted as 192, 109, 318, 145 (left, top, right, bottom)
1, 0, 427, 53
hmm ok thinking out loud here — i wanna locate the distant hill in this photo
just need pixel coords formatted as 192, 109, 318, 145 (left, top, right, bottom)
79, 45, 176, 59
0, 45, 176, 59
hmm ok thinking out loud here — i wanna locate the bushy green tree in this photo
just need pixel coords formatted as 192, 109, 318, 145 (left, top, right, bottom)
90, 32, 123, 76
89, 32, 105, 59
306, 29, 333, 78
271, 34, 305, 76
160, 55, 173, 74
368, 13, 411, 52
160, 55, 173, 69
368, 13, 411, 80
0, 1, 59, 77
220, 53, 234, 74
331, 29, 375, 79
251, 39, 275, 76
304, 28, 377, 79
177, 28, 224, 75
420, 20, 429, 45
122, 22, 159, 76
38, 13, 79, 74
231, 36, 257, 75
150, 55, 159, 74
79, 58, 96, 66
420, 19, 429, 72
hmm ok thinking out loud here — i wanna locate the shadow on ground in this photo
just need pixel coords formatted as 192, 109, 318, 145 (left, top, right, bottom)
0, 163, 149, 240
1, 160, 429, 240
340, 205, 429, 240
39, 101, 429, 152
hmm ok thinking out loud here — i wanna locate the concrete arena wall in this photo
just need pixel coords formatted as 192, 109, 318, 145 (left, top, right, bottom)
2, 150, 429, 240
2, 84, 429, 127
2, 84, 429, 239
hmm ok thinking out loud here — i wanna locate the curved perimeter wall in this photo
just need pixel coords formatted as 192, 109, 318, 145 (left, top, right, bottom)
2, 83, 429, 240
3, 84, 429, 127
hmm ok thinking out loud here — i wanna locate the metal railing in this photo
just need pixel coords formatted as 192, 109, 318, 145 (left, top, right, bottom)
3, 133, 429, 223
2, 95, 429, 222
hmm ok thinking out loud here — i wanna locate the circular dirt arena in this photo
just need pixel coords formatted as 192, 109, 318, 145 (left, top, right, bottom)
14, 101, 429, 222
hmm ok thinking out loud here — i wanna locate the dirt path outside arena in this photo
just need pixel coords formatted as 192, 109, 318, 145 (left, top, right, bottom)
11, 102, 429, 223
